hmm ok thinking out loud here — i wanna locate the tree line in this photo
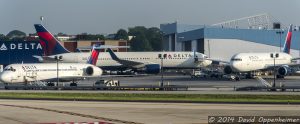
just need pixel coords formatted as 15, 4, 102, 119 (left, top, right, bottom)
0, 26, 163, 51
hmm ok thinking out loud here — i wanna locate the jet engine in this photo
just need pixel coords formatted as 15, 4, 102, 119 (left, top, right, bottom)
224, 65, 233, 74
144, 64, 160, 74
85, 66, 94, 75
277, 66, 292, 76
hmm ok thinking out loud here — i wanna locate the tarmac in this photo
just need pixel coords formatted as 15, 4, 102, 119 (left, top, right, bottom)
1, 75, 300, 123
2, 75, 300, 89
0, 99, 300, 124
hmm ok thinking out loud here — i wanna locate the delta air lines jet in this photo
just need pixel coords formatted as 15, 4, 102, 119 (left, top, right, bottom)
34, 24, 212, 74
224, 24, 299, 78
0, 44, 103, 85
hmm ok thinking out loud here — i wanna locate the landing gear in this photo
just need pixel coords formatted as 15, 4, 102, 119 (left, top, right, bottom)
245, 72, 254, 79
47, 82, 55, 86
4, 83, 8, 90
70, 82, 77, 87
276, 75, 285, 79
70, 79, 78, 87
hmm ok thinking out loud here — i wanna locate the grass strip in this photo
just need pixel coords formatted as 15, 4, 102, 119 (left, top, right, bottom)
0, 92, 299, 103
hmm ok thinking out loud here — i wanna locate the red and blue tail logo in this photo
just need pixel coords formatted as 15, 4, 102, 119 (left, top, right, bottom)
87, 44, 101, 65
34, 24, 69, 56
282, 24, 293, 54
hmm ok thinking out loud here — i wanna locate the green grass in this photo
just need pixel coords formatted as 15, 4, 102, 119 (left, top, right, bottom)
0, 92, 299, 103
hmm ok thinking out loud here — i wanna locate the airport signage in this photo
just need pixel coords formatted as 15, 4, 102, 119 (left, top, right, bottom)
0, 42, 42, 51
0, 41, 43, 65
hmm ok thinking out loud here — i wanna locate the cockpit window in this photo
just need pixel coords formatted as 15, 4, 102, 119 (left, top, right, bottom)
231, 58, 242, 61
4, 67, 16, 72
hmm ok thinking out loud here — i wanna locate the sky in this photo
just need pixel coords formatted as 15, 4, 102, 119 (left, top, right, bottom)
1, 0, 300, 35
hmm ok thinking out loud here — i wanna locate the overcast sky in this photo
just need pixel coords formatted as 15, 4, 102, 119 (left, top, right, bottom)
1, 0, 300, 35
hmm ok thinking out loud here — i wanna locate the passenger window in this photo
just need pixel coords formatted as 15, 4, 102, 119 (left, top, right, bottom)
158, 54, 162, 58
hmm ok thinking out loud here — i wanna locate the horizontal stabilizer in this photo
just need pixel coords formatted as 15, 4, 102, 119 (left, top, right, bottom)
32, 55, 62, 62
77, 45, 130, 50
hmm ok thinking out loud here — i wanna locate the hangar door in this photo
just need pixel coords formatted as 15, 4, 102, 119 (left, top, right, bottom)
183, 40, 192, 51
197, 39, 204, 53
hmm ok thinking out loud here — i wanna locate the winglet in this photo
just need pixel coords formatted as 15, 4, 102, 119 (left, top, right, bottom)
282, 24, 293, 54
107, 48, 120, 61
87, 44, 101, 65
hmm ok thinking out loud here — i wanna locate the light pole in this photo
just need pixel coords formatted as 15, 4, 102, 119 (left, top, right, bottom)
55, 56, 62, 87
207, 39, 211, 58
276, 30, 284, 52
270, 53, 279, 90
40, 16, 44, 25
160, 55, 164, 87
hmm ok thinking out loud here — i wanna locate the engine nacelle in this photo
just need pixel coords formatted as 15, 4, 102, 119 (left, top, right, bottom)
144, 64, 160, 74
85, 66, 94, 76
277, 66, 291, 76
224, 65, 233, 74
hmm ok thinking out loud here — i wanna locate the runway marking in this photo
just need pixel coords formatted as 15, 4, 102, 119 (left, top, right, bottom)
0, 104, 143, 124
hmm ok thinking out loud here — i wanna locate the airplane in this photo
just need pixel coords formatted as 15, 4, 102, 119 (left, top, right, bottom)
0, 44, 103, 86
223, 24, 299, 78
34, 24, 213, 74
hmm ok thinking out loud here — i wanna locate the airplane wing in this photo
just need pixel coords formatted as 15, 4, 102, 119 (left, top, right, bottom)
292, 58, 300, 61
77, 45, 130, 51
263, 63, 300, 71
205, 58, 230, 64
33, 55, 58, 63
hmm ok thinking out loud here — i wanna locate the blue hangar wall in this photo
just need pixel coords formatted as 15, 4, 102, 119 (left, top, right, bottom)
160, 22, 300, 61
0, 41, 43, 65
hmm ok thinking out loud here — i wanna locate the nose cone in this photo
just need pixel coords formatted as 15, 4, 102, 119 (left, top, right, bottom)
0, 73, 9, 83
231, 61, 242, 72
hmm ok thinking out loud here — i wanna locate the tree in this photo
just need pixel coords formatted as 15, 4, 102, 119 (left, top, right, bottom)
114, 29, 128, 40
76, 33, 105, 40
128, 26, 147, 36
146, 27, 162, 51
128, 26, 162, 51
7, 30, 26, 38
57, 32, 67, 36
0, 34, 8, 41
130, 32, 152, 51
6, 30, 26, 41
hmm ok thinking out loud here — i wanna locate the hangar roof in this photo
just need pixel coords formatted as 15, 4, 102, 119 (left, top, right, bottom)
160, 22, 300, 50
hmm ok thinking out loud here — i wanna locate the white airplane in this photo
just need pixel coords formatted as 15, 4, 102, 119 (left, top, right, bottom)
34, 24, 212, 74
0, 44, 103, 86
224, 24, 299, 78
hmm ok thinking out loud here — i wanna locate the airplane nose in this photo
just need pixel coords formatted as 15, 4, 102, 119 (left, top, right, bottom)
231, 62, 241, 71
231, 62, 244, 71
0, 73, 8, 83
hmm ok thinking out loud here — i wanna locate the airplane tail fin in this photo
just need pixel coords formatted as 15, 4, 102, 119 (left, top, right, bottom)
87, 44, 101, 65
34, 24, 70, 56
282, 24, 293, 54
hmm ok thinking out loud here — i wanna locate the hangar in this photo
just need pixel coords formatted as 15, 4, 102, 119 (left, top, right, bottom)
160, 14, 300, 61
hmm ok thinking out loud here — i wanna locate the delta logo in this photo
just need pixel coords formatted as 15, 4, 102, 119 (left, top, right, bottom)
0, 43, 42, 51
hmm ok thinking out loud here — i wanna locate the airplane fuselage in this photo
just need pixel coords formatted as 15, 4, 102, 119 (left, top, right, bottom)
230, 52, 292, 72
0, 63, 102, 83
52, 52, 212, 69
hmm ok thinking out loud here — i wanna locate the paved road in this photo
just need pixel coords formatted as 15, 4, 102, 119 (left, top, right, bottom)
0, 99, 300, 124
